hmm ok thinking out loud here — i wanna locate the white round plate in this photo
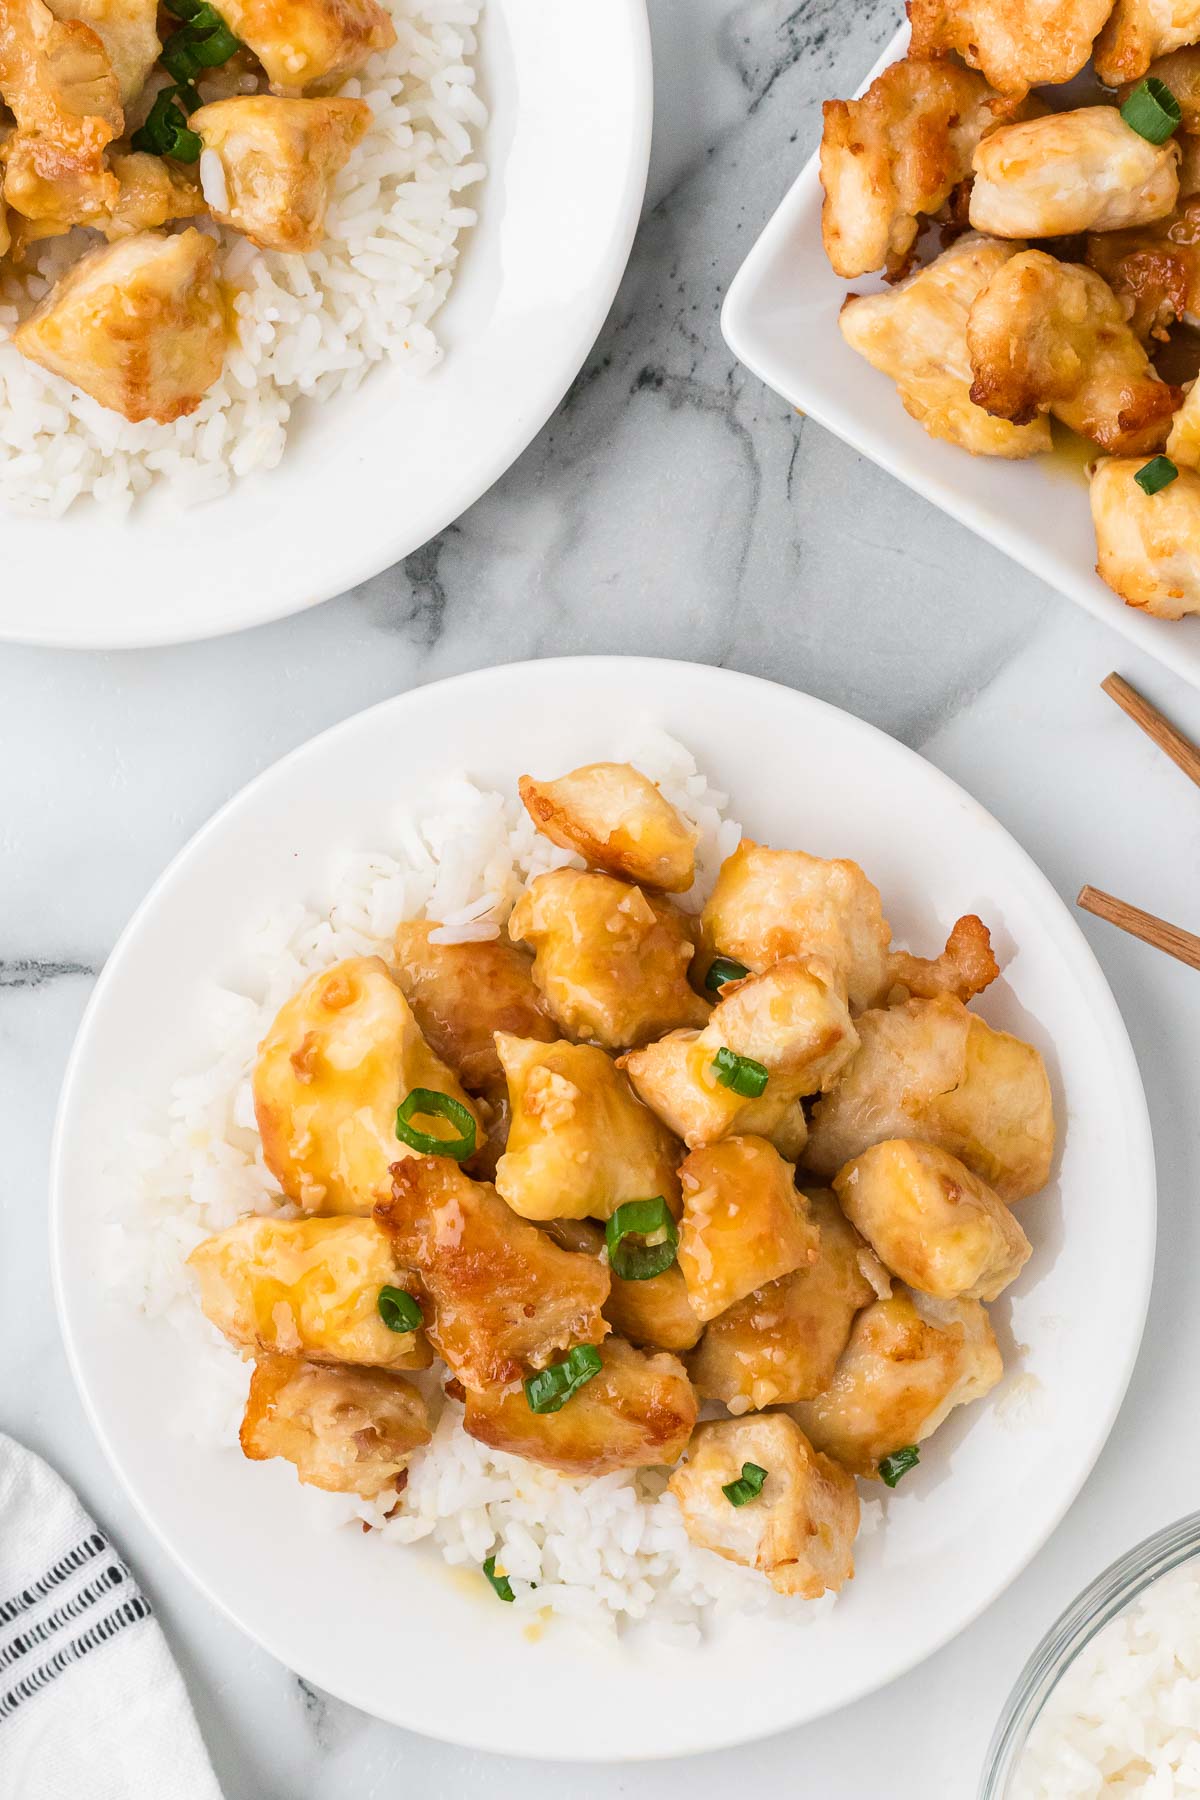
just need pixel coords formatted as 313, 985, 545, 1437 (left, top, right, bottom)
2, 3, 651, 650
51, 658, 1155, 1760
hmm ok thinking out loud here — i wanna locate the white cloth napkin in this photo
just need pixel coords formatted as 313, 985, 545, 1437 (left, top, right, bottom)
0, 1433, 223, 1800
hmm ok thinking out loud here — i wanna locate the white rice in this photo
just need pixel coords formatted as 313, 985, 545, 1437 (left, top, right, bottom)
100, 729, 881, 1638
0, 0, 485, 514
1013, 1562, 1200, 1796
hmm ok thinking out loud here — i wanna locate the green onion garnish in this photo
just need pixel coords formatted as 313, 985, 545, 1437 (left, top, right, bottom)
395, 1088, 477, 1160
377, 1285, 423, 1333
605, 1197, 678, 1282
704, 956, 750, 994
1121, 77, 1181, 144
711, 1047, 769, 1097
722, 1462, 768, 1507
879, 1445, 921, 1488
160, 1, 240, 82
1135, 454, 1179, 496
482, 1556, 514, 1602
130, 86, 202, 161
523, 1344, 603, 1414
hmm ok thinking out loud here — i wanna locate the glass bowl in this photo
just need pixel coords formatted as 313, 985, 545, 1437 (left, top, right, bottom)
981, 1510, 1200, 1798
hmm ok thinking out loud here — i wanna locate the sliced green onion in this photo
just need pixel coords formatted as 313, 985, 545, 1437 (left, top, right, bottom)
130, 86, 202, 161
605, 1197, 678, 1282
879, 1445, 921, 1488
523, 1344, 603, 1414
160, 0, 239, 81
711, 1046, 769, 1097
722, 1462, 768, 1507
704, 955, 750, 994
395, 1087, 477, 1160
1121, 77, 1181, 144
482, 1556, 514, 1602
1135, 454, 1178, 496
377, 1285, 423, 1333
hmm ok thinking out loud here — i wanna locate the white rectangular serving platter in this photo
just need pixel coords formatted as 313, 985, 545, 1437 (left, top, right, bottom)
722, 21, 1200, 688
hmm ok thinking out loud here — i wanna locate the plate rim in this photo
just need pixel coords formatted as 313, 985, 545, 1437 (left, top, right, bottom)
48, 655, 1158, 1759
1, 0, 654, 653
720, 21, 1200, 691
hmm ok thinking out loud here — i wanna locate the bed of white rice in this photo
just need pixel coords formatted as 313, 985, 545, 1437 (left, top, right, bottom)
102, 729, 878, 1638
0, 0, 484, 514
1014, 1562, 1200, 1797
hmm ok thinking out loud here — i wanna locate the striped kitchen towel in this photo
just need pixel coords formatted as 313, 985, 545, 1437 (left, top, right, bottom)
0, 1433, 223, 1800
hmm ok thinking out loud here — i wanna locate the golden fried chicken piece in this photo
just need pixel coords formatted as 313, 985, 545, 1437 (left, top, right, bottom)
791, 1288, 1003, 1479
820, 56, 1016, 279
375, 1157, 610, 1391
392, 924, 554, 1100
45, 0, 156, 103
191, 95, 369, 253
888, 914, 1000, 1003
619, 957, 857, 1153
1086, 140, 1200, 340
835, 1139, 1032, 1302
0, 193, 9, 259
605, 1264, 703, 1354
970, 109, 1180, 238
908, 0, 1113, 94
1168, 380, 1200, 466
252, 956, 483, 1217
0, 0, 121, 227
688, 1189, 882, 1410
1096, 0, 1200, 87
495, 1034, 682, 1222
240, 1354, 431, 1498
839, 236, 1053, 459
213, 0, 394, 88
188, 1215, 431, 1369
966, 250, 1180, 454
1091, 454, 1200, 617
805, 994, 1055, 1202
509, 868, 709, 1051
14, 229, 224, 424
3, 147, 205, 253
462, 1338, 697, 1475
669, 1413, 859, 1598
700, 839, 892, 1010
677, 1136, 818, 1323
519, 762, 698, 893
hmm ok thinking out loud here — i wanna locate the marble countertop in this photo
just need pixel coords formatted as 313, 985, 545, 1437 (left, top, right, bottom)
5, 0, 1200, 1792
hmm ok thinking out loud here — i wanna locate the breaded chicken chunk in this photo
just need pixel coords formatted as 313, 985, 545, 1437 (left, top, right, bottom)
1168, 380, 1200, 466
213, 0, 394, 89
252, 955, 483, 1216
375, 1157, 611, 1391
605, 1263, 703, 1354
839, 236, 1053, 458
669, 1414, 859, 1598
1096, 0, 1200, 87
966, 250, 1180, 454
821, 56, 1017, 279
187, 1215, 431, 1369
509, 868, 709, 1051
688, 1189, 882, 1410
1091, 454, 1200, 617
240, 1354, 431, 1498
0, 0, 122, 226
191, 95, 370, 253
791, 1288, 1004, 1479
1086, 139, 1200, 341
700, 839, 893, 1010
835, 1139, 1032, 1302
14, 229, 224, 424
888, 914, 1000, 1003
677, 1136, 819, 1323
970, 109, 1180, 239
463, 1338, 697, 1476
391, 924, 554, 1101
619, 956, 857, 1153
805, 994, 1055, 1202
519, 762, 698, 893
45, 0, 157, 103
908, 0, 1114, 95
495, 1033, 682, 1222
4, 147, 205, 253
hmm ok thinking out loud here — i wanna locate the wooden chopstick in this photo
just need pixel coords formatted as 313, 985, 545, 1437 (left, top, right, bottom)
1078, 885, 1200, 972
1102, 672, 1200, 791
